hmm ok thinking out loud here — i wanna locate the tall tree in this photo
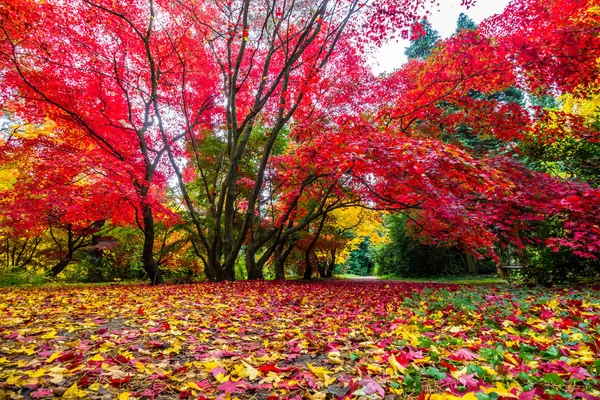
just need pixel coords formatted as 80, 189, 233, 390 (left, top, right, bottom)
2, 0, 599, 283
455, 13, 477, 33
159, 0, 405, 281
405, 19, 440, 60
0, 0, 217, 283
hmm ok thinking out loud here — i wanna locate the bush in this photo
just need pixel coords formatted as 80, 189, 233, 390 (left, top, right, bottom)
339, 237, 375, 276
522, 246, 600, 285
0, 268, 50, 286
374, 213, 496, 277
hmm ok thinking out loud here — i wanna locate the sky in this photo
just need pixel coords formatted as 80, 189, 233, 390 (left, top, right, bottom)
371, 0, 512, 74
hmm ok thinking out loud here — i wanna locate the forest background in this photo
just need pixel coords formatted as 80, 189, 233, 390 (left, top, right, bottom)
0, 0, 599, 286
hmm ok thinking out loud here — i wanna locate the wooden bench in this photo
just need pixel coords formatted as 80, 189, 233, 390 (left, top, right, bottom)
497, 265, 523, 279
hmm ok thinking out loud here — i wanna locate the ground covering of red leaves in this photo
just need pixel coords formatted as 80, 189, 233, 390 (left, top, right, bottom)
1, 280, 599, 399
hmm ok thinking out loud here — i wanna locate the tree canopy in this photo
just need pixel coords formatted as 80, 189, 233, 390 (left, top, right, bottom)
0, 0, 599, 283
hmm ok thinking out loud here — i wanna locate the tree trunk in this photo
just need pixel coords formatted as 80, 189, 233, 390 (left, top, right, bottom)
274, 242, 286, 281
317, 258, 326, 278
49, 224, 74, 277
274, 240, 296, 280
50, 257, 72, 277
303, 214, 328, 280
221, 259, 236, 281
87, 234, 104, 282
274, 247, 286, 280
325, 248, 336, 277
142, 205, 164, 284
303, 250, 313, 280
465, 252, 478, 274
245, 245, 264, 280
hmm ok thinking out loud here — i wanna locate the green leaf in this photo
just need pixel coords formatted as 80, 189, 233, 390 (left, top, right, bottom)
542, 347, 560, 360
517, 372, 532, 382
423, 366, 446, 380
543, 373, 565, 385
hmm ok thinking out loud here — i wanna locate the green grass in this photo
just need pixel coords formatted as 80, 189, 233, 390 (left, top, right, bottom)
1, 269, 503, 288
0, 269, 50, 287
336, 273, 502, 285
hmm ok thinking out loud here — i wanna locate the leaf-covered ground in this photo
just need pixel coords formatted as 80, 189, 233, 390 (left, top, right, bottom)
1, 280, 599, 399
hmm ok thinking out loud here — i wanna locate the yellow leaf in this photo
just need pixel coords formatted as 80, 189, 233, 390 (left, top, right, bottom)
63, 382, 87, 398
259, 372, 282, 385
46, 352, 62, 363
570, 332, 584, 341
41, 330, 57, 339
90, 354, 104, 361
427, 394, 462, 400
118, 392, 131, 400
203, 360, 219, 372
135, 361, 145, 373
119, 352, 134, 360
389, 387, 404, 395
504, 353, 519, 366
187, 382, 201, 390
307, 363, 331, 381
327, 352, 343, 365
241, 361, 260, 380
99, 342, 115, 352
165, 340, 181, 355
28, 368, 46, 378
452, 367, 468, 379
367, 363, 382, 373
49, 374, 64, 384
482, 383, 518, 398
88, 383, 101, 391
6, 375, 22, 385
389, 355, 406, 374
307, 363, 335, 386
414, 357, 431, 365
324, 375, 336, 387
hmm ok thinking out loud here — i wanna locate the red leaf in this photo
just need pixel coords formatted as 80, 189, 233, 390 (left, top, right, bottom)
217, 380, 246, 393
110, 375, 130, 388
449, 348, 479, 361
259, 364, 282, 373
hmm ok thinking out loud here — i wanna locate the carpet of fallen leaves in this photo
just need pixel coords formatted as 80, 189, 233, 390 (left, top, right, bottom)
1, 280, 600, 400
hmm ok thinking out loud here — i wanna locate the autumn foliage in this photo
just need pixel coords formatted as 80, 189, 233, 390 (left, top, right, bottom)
2, 0, 600, 398
0, 0, 599, 282
1, 280, 600, 398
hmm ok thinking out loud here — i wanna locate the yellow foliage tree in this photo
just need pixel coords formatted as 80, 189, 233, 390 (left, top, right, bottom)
314, 207, 386, 270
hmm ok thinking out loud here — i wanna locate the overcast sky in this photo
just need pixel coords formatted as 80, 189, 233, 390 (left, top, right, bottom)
370, 0, 512, 74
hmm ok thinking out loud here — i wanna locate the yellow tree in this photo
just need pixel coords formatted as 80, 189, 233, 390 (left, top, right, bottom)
313, 207, 386, 276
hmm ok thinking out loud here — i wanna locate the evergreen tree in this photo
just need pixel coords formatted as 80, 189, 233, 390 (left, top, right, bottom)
344, 237, 375, 276
405, 19, 441, 60
455, 13, 477, 33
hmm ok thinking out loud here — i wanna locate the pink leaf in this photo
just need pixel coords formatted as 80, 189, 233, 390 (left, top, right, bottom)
211, 366, 227, 379
567, 366, 592, 380
458, 373, 478, 390
360, 376, 385, 397
217, 380, 246, 393
449, 348, 479, 361
31, 388, 53, 399
518, 389, 537, 400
